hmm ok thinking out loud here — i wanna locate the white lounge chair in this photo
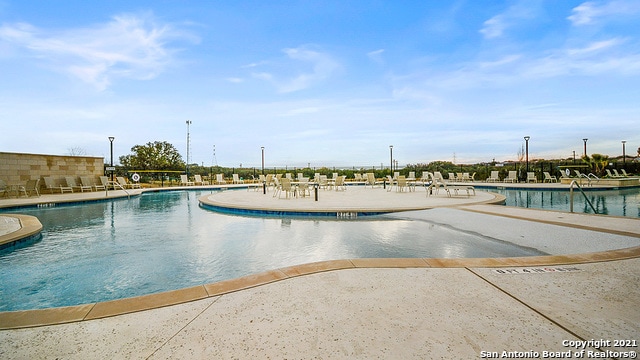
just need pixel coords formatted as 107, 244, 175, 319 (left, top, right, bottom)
526, 172, 537, 183
365, 173, 379, 188
215, 174, 227, 184
621, 169, 630, 177
503, 171, 517, 183
81, 176, 104, 191
232, 174, 244, 184
487, 171, 500, 182
118, 176, 141, 189
194, 174, 209, 185
543, 172, 557, 183
180, 175, 195, 186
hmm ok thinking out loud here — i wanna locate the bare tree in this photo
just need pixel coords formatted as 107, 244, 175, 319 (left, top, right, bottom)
68, 147, 87, 156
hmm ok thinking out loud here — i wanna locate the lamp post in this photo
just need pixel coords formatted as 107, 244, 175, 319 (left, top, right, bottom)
622, 140, 626, 166
524, 136, 530, 173
572, 150, 576, 164
261, 146, 265, 174
583, 138, 588, 157
108, 136, 115, 181
389, 145, 393, 175
186, 120, 192, 176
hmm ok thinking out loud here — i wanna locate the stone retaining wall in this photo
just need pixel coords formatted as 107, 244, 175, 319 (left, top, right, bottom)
0, 152, 104, 188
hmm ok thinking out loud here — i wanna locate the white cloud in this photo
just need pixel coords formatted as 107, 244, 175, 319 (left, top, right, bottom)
367, 49, 385, 64
0, 13, 196, 90
568, 0, 640, 26
479, 1, 539, 39
251, 45, 340, 93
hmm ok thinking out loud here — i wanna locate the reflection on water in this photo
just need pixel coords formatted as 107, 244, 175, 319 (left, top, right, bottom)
494, 188, 640, 218
2, 190, 543, 311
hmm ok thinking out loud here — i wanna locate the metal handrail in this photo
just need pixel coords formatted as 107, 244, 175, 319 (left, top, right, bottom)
569, 180, 597, 214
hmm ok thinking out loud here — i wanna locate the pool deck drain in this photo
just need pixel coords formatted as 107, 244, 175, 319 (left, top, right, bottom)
0, 184, 639, 358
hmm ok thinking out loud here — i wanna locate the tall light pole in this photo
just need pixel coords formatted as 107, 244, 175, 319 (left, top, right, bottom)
389, 145, 393, 175
583, 138, 588, 157
261, 146, 265, 175
186, 120, 192, 176
524, 136, 530, 173
622, 140, 627, 166
108, 136, 115, 181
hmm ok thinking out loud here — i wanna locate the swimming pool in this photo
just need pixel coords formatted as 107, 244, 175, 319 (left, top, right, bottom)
0, 190, 546, 311
481, 186, 640, 218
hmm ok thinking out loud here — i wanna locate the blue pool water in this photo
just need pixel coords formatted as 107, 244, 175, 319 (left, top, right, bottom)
485, 187, 640, 218
0, 190, 545, 311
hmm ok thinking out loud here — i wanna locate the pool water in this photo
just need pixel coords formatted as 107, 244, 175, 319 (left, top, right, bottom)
488, 187, 640, 218
0, 190, 545, 311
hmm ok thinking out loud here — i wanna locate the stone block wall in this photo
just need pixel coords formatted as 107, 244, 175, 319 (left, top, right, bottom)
0, 152, 104, 189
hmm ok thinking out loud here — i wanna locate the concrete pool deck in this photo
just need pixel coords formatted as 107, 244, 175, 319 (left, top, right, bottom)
0, 184, 639, 358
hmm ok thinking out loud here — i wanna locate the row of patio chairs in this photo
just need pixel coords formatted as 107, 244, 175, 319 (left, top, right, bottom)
42, 176, 141, 194
180, 174, 247, 186
605, 169, 631, 178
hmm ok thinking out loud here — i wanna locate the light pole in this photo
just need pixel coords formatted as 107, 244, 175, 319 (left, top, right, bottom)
108, 136, 115, 181
583, 138, 588, 157
572, 150, 576, 164
389, 145, 393, 175
185, 120, 192, 176
622, 140, 626, 166
261, 146, 265, 175
524, 136, 530, 173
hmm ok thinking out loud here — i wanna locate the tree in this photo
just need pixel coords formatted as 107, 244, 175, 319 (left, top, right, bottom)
119, 141, 185, 170
582, 153, 609, 176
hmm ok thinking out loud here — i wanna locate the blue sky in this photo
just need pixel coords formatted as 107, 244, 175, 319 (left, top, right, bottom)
1, 0, 639, 169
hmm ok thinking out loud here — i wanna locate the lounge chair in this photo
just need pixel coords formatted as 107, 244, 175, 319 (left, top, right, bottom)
613, 169, 624, 178
543, 172, 557, 183
605, 169, 617, 178
364, 173, 379, 188
503, 171, 517, 183
180, 175, 195, 186
621, 169, 630, 177
194, 174, 209, 185
461, 173, 471, 182
99, 176, 112, 190
487, 171, 499, 182
80, 176, 102, 191
117, 176, 141, 189
232, 174, 244, 184
428, 172, 475, 197
526, 172, 537, 183
0, 179, 7, 198
447, 173, 456, 182
20, 179, 40, 197
65, 176, 92, 192
215, 174, 227, 184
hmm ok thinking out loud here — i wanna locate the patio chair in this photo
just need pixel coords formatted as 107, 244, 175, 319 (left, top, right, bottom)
543, 172, 557, 183
194, 174, 209, 185
298, 177, 311, 197
334, 175, 346, 191
364, 173, 379, 188
118, 176, 141, 189
395, 175, 409, 192
613, 169, 624, 178
526, 172, 537, 183
232, 174, 244, 184
274, 177, 295, 199
180, 175, 195, 186
216, 174, 227, 185
487, 171, 500, 182
621, 169, 630, 177
461, 173, 471, 182
448, 173, 456, 182
20, 179, 40, 197
386, 175, 396, 192
81, 176, 104, 191
0, 179, 6, 198
503, 171, 517, 183
65, 176, 91, 192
